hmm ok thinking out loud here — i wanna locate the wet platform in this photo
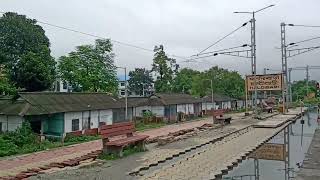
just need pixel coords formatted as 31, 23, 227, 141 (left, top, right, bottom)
295, 129, 320, 180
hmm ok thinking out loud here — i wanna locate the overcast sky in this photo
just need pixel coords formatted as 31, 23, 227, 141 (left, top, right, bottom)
2, 0, 320, 81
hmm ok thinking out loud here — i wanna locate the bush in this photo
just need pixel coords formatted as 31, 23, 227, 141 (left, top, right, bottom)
0, 121, 101, 157
0, 136, 19, 156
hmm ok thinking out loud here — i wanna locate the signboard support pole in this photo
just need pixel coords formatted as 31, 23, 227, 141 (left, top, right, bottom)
254, 158, 260, 180
284, 125, 290, 180
245, 77, 248, 113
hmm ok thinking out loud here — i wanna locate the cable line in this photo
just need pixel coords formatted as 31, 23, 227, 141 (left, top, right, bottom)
196, 21, 250, 55
0, 11, 189, 61
288, 36, 320, 46
193, 44, 249, 56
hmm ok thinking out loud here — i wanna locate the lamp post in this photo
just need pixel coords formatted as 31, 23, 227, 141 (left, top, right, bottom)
117, 66, 128, 120
234, 4, 275, 115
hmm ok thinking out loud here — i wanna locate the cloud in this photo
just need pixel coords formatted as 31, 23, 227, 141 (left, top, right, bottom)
2, 0, 320, 81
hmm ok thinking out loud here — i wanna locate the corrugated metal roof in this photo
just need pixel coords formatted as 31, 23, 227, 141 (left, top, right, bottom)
0, 92, 118, 116
147, 93, 202, 106
202, 93, 237, 102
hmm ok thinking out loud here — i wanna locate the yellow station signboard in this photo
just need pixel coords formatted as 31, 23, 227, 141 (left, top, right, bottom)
249, 143, 285, 161
246, 74, 283, 92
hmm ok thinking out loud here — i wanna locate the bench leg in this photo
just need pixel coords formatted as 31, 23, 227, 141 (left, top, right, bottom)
103, 145, 124, 157
137, 141, 146, 152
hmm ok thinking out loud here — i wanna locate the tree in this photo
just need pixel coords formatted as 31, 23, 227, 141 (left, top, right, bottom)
172, 68, 200, 94
58, 39, 118, 93
152, 45, 178, 93
128, 68, 153, 96
0, 12, 55, 91
190, 66, 245, 98
0, 77, 16, 95
292, 80, 317, 101
15, 49, 56, 91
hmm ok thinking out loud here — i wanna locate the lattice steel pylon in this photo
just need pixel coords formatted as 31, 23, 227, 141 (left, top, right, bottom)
284, 125, 290, 180
281, 23, 289, 113
251, 17, 258, 114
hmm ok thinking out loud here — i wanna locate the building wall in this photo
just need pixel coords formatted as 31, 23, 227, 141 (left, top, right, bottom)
0, 115, 24, 132
221, 101, 231, 109
118, 81, 126, 97
99, 109, 113, 125
64, 111, 83, 133
177, 104, 187, 113
43, 113, 64, 136
134, 105, 164, 117
201, 102, 214, 111
134, 106, 150, 117
187, 104, 194, 114
90, 110, 99, 129
151, 106, 164, 117
236, 100, 245, 109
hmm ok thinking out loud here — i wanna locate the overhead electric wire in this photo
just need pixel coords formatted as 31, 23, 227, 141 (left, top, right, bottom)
196, 21, 250, 55
288, 24, 320, 28
0, 11, 189, 61
187, 49, 251, 61
288, 36, 320, 46
287, 45, 320, 52
193, 44, 249, 56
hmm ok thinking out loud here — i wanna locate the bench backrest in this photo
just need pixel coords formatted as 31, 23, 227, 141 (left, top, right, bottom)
212, 109, 225, 118
100, 122, 134, 139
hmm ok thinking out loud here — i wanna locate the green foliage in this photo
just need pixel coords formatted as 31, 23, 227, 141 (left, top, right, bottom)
191, 66, 245, 98
0, 75, 17, 95
15, 49, 56, 91
0, 121, 100, 157
0, 136, 19, 156
0, 12, 55, 91
128, 68, 153, 96
64, 134, 100, 143
152, 45, 178, 93
292, 80, 317, 101
303, 98, 320, 105
58, 39, 118, 93
0, 121, 38, 156
98, 145, 145, 160
172, 68, 200, 94
135, 121, 165, 132
142, 110, 156, 119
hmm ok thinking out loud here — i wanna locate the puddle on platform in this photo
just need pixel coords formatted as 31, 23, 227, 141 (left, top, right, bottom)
222, 110, 319, 180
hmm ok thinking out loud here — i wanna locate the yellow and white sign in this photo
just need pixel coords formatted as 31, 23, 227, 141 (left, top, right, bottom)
249, 143, 285, 161
246, 74, 283, 92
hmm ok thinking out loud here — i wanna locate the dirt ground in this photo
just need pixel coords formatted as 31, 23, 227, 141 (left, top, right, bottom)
29, 116, 259, 180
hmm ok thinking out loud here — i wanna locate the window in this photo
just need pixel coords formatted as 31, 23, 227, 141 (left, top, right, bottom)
120, 90, 125, 96
72, 119, 79, 131
120, 82, 125, 86
63, 81, 68, 89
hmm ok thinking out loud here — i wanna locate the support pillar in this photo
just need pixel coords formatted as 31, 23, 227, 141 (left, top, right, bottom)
284, 125, 290, 180
254, 158, 259, 180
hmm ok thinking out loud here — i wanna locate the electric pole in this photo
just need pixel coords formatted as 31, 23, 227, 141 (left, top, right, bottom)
281, 22, 289, 113
234, 4, 275, 115
306, 65, 309, 97
288, 68, 292, 102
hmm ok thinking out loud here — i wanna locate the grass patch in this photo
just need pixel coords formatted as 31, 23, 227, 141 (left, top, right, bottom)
64, 134, 101, 145
0, 122, 101, 157
135, 121, 166, 132
98, 145, 145, 160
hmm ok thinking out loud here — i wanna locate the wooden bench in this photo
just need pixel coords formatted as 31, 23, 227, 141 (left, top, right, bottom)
100, 122, 149, 157
212, 109, 232, 124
